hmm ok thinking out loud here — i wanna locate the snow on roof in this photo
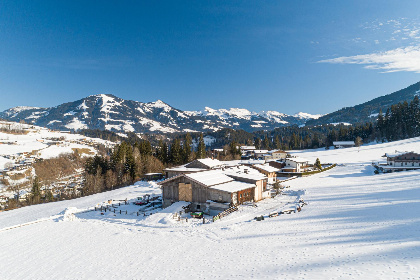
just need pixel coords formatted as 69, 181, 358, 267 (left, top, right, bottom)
239, 159, 266, 165
385, 151, 419, 158
210, 181, 255, 193
196, 158, 223, 168
286, 157, 309, 163
333, 141, 355, 145
253, 164, 279, 173
163, 165, 206, 172
224, 166, 267, 181
186, 170, 234, 187
254, 150, 269, 154
240, 146, 256, 150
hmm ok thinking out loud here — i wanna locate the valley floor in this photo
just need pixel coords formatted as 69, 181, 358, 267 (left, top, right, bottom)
1, 138, 420, 279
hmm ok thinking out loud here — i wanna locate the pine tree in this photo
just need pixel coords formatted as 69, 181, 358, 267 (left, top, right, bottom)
263, 135, 271, 150
170, 138, 182, 164
314, 158, 322, 170
254, 138, 261, 150
183, 133, 193, 163
196, 134, 206, 159
31, 176, 41, 204
157, 140, 168, 164
274, 135, 281, 150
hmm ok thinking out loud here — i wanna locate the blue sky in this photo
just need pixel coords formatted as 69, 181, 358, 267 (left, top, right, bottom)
1, 1, 420, 115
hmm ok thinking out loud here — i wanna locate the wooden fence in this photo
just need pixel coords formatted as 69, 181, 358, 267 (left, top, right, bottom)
212, 205, 238, 222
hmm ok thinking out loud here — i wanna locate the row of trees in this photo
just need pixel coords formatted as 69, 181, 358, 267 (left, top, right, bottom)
377, 96, 420, 142
156, 133, 206, 165
83, 133, 208, 195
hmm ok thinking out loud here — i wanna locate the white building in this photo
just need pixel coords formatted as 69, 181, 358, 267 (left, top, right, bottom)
380, 151, 420, 172
283, 157, 310, 173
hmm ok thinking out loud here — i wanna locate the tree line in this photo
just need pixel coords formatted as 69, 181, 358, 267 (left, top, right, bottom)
83, 133, 208, 195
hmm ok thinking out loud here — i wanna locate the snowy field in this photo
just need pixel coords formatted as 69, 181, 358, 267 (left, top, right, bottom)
1, 138, 420, 279
0, 123, 112, 171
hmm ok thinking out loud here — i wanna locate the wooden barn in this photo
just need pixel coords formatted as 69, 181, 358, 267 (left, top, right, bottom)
158, 170, 257, 213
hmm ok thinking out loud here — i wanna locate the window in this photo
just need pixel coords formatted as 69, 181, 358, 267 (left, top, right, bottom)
196, 204, 200, 210
240, 194, 242, 198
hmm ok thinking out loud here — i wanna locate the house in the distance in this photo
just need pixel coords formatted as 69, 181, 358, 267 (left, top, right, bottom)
377, 151, 420, 172
333, 141, 355, 149
263, 150, 288, 161
282, 157, 310, 173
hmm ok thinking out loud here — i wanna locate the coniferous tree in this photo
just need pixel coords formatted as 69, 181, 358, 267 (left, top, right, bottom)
170, 138, 182, 165
263, 135, 271, 150
196, 133, 206, 159
183, 133, 193, 163
157, 140, 168, 164
31, 176, 41, 204
274, 135, 281, 150
314, 158, 322, 170
254, 138, 261, 150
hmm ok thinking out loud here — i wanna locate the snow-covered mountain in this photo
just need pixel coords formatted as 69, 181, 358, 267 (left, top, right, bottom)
0, 94, 319, 133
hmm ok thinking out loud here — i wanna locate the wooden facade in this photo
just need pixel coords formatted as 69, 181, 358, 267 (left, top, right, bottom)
160, 172, 257, 212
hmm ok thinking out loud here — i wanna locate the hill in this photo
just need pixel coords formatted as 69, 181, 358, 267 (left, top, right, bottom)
306, 80, 420, 126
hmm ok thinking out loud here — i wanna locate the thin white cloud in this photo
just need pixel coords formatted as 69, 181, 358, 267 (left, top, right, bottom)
319, 46, 420, 73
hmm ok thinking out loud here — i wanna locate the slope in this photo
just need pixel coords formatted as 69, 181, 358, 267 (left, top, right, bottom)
1, 138, 420, 279
306, 80, 420, 126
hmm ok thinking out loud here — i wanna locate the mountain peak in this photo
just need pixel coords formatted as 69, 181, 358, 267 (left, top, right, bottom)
0, 95, 311, 133
293, 112, 323, 120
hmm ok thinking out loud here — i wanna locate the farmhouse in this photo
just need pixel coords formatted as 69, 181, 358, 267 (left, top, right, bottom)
253, 150, 269, 160
263, 150, 288, 161
282, 157, 310, 173
378, 151, 420, 172
159, 170, 258, 213
223, 166, 268, 201
333, 141, 355, 149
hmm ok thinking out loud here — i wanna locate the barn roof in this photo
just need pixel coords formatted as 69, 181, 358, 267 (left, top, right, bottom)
186, 170, 233, 187
210, 181, 255, 193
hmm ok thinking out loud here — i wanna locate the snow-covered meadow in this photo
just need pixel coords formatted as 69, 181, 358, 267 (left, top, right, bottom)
1, 137, 420, 279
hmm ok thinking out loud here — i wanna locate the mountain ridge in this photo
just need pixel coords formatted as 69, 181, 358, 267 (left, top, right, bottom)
0, 94, 315, 133
306, 81, 420, 126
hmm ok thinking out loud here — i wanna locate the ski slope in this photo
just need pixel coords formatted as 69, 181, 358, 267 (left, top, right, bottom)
1, 138, 420, 279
